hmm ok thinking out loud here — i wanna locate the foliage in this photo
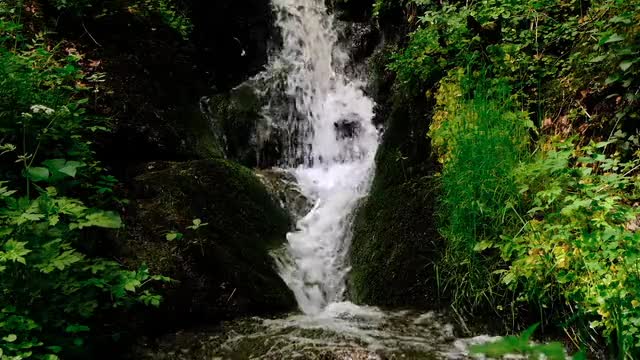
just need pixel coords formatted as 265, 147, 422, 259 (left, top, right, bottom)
501, 137, 640, 357
385, 0, 639, 130
471, 323, 585, 360
384, 0, 640, 356
0, 7, 168, 359
48, 0, 193, 38
430, 71, 533, 313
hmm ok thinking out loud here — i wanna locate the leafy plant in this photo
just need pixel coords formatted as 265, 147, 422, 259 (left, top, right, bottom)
47, 0, 193, 38
502, 137, 640, 357
471, 323, 585, 360
0, 8, 169, 358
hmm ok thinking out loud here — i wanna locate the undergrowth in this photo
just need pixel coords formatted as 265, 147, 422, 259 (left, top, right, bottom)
378, 0, 640, 357
0, 3, 169, 358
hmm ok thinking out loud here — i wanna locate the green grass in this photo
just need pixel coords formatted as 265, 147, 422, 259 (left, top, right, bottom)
430, 73, 532, 316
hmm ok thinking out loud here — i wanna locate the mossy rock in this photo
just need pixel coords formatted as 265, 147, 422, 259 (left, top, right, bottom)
349, 89, 443, 307
205, 85, 266, 167
122, 159, 296, 332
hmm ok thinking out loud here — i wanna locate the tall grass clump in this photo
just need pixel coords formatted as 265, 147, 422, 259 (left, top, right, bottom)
430, 69, 533, 315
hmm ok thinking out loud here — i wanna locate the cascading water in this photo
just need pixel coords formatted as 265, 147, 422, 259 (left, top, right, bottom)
265, 0, 380, 314
137, 2, 528, 358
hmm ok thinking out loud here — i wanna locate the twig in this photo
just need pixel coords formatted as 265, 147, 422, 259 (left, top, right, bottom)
226, 288, 237, 303
82, 22, 102, 47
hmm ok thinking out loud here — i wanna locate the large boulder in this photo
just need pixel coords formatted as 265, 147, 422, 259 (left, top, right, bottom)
120, 159, 296, 333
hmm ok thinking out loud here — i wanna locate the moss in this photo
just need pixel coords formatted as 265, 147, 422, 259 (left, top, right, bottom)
185, 108, 225, 159
207, 84, 263, 166
349, 90, 443, 307
123, 158, 295, 332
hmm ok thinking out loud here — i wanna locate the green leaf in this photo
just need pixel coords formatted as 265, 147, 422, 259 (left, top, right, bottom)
520, 323, 539, 341
58, 161, 84, 178
473, 240, 494, 252
43, 159, 85, 178
2, 240, 31, 264
165, 232, 183, 241
620, 60, 635, 72
74, 211, 122, 229
124, 278, 142, 292
65, 324, 90, 333
42, 159, 66, 171
604, 33, 625, 44
27, 167, 50, 182
3, 334, 17, 342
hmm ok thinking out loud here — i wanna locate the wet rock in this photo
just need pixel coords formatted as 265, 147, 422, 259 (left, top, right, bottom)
202, 84, 283, 168
328, 0, 375, 22
131, 308, 469, 360
337, 21, 381, 64
349, 68, 442, 308
47, 0, 278, 170
188, 0, 277, 89
334, 118, 362, 139
256, 168, 313, 221
119, 159, 296, 333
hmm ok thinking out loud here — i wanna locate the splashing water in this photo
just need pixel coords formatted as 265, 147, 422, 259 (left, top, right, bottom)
265, 0, 379, 314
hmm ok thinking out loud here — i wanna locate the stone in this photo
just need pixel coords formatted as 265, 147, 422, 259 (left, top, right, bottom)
119, 159, 296, 333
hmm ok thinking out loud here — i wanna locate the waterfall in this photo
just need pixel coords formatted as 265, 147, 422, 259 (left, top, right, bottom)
263, 0, 380, 314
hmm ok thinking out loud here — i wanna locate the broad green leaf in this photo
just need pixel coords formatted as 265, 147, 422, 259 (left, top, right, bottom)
58, 161, 84, 178
42, 159, 66, 171
43, 159, 85, 178
165, 232, 183, 241
604, 33, 625, 44
473, 240, 493, 252
124, 278, 142, 292
74, 211, 122, 229
27, 167, 50, 182
3, 334, 17, 342
620, 60, 635, 71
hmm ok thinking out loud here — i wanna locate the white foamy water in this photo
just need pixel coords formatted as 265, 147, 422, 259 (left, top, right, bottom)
265, 0, 380, 314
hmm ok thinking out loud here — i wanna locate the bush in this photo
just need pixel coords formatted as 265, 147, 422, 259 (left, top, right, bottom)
46, 0, 193, 38
503, 137, 640, 357
0, 7, 167, 359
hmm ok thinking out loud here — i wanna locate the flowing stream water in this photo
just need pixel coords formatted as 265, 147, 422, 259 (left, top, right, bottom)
137, 0, 507, 358
266, 0, 379, 316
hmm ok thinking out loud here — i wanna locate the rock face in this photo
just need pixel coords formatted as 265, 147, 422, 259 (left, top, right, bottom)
348, 44, 443, 307
202, 85, 278, 168
329, 0, 375, 22
120, 159, 296, 332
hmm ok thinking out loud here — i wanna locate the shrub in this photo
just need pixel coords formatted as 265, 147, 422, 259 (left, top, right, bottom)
0, 8, 167, 359
502, 137, 640, 357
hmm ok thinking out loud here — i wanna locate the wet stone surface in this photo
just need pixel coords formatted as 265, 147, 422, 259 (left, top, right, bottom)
133, 303, 500, 360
